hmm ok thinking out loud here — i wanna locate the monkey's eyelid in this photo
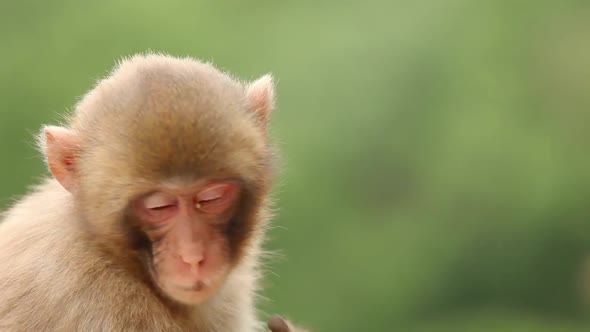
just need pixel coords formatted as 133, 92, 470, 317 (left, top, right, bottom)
143, 192, 178, 209
195, 184, 239, 214
196, 183, 235, 202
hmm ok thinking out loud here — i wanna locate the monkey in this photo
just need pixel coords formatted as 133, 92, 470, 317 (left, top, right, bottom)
0, 53, 308, 332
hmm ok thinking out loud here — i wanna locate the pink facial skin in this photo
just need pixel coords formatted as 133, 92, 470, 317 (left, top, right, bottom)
133, 181, 240, 304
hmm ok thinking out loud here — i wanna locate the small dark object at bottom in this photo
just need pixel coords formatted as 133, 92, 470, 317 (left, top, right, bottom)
268, 315, 290, 332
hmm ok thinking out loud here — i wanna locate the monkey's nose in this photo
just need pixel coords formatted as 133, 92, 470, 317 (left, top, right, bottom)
177, 238, 206, 267
176, 249, 205, 280
181, 251, 205, 267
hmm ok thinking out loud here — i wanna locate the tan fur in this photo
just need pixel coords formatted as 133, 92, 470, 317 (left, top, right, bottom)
0, 53, 290, 331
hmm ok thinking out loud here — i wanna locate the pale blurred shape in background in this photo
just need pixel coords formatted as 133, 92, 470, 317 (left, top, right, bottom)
1, 1, 590, 331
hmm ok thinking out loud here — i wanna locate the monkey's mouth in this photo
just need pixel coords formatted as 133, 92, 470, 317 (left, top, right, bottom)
175, 281, 207, 292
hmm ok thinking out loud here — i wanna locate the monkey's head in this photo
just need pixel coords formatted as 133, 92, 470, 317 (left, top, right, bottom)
38, 54, 276, 305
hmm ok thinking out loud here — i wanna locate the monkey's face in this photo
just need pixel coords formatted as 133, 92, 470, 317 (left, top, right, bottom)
131, 179, 241, 305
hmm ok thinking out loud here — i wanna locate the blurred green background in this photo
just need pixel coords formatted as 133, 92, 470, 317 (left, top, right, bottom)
1, 1, 590, 331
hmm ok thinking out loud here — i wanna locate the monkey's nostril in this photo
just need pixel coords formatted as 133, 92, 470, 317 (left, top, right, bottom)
180, 251, 205, 269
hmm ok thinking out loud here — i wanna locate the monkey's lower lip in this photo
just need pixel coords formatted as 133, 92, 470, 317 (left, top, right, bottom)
175, 281, 206, 292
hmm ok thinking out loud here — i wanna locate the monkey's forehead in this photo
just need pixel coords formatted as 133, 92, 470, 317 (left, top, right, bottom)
78, 109, 268, 182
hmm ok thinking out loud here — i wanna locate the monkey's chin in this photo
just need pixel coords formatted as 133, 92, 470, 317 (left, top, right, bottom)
159, 279, 223, 306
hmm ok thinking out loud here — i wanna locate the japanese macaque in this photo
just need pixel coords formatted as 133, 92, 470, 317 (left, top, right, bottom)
0, 53, 306, 331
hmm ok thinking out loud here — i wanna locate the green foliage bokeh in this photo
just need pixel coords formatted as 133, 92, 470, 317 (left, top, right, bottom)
1, 1, 590, 330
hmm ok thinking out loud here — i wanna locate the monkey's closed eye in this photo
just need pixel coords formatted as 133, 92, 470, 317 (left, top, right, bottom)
195, 183, 238, 214
139, 192, 178, 221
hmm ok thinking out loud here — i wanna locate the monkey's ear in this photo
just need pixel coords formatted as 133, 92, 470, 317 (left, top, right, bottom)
246, 74, 275, 129
39, 126, 81, 193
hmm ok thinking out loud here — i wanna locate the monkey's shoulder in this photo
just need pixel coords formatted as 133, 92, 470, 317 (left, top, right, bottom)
0, 177, 73, 225
0, 178, 75, 251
